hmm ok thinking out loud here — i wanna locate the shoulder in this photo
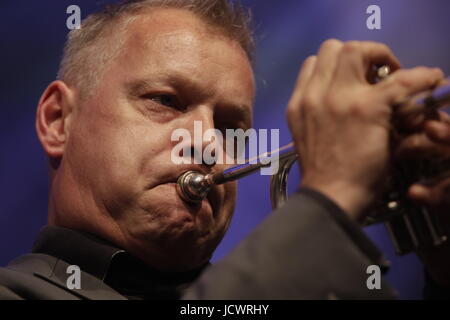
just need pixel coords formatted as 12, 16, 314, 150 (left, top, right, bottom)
0, 285, 23, 300
0, 253, 74, 300
0, 254, 126, 300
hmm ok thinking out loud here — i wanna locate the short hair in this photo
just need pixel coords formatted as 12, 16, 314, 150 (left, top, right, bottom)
57, 0, 254, 97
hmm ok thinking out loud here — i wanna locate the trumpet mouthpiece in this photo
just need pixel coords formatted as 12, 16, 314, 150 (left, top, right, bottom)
176, 171, 212, 203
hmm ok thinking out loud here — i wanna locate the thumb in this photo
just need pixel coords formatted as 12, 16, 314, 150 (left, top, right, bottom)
408, 183, 434, 206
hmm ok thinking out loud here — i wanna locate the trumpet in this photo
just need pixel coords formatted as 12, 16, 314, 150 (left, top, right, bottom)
176, 67, 450, 255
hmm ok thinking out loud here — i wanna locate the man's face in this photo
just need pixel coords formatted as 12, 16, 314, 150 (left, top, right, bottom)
56, 9, 255, 270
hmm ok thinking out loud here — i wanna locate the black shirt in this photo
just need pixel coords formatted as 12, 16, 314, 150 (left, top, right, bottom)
1, 188, 446, 299
32, 225, 206, 300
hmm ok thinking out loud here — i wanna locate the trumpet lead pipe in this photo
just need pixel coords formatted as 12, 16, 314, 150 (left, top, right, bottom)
207, 142, 297, 185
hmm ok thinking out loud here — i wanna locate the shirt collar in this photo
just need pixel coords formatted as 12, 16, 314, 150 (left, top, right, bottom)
32, 225, 206, 299
32, 225, 124, 281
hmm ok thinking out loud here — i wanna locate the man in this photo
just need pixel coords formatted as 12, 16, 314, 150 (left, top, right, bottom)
0, 0, 449, 299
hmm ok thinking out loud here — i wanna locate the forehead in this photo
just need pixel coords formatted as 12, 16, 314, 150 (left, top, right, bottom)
127, 7, 221, 44
111, 8, 255, 105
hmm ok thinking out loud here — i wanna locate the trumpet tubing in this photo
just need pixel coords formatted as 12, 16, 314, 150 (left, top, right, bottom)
176, 70, 450, 255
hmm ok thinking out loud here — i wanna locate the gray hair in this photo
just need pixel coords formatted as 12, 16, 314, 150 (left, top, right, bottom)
57, 0, 254, 97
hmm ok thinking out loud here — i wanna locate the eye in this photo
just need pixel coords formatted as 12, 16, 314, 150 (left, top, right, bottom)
147, 94, 185, 110
218, 124, 247, 136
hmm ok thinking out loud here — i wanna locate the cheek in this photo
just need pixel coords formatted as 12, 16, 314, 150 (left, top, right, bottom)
66, 105, 170, 206
220, 182, 237, 224
223, 182, 237, 203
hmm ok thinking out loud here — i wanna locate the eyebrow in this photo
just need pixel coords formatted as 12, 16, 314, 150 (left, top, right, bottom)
218, 102, 252, 129
126, 75, 253, 126
126, 78, 161, 96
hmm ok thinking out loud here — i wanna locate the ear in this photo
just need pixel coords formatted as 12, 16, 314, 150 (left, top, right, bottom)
36, 80, 76, 158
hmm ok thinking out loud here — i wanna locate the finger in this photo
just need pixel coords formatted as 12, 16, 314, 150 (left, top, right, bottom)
378, 67, 444, 105
408, 177, 450, 207
288, 55, 317, 108
395, 132, 450, 160
334, 41, 401, 85
425, 120, 450, 144
392, 102, 450, 133
437, 76, 450, 87
308, 39, 344, 91
408, 183, 433, 205
438, 111, 450, 123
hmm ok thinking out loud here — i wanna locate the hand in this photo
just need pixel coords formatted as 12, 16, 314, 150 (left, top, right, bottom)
401, 112, 450, 286
286, 39, 444, 220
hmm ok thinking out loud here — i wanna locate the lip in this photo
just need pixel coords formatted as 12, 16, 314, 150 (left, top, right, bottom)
150, 165, 222, 218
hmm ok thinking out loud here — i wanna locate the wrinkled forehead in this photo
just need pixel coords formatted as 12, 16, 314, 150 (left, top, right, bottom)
125, 8, 217, 45
121, 8, 252, 69
111, 8, 255, 110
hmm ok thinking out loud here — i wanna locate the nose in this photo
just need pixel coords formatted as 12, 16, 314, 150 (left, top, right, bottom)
174, 107, 224, 168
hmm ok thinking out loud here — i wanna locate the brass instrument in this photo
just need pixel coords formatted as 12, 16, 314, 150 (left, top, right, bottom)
176, 66, 450, 255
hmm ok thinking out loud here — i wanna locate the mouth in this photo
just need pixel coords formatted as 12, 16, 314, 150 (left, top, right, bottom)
149, 168, 222, 218
175, 179, 221, 218
158, 182, 217, 221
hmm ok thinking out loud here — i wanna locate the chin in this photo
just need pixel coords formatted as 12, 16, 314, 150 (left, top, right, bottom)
121, 208, 220, 271
128, 230, 217, 271
115, 182, 228, 270
143, 183, 215, 220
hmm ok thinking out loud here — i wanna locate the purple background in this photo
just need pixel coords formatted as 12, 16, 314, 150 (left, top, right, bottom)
1, 0, 450, 299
